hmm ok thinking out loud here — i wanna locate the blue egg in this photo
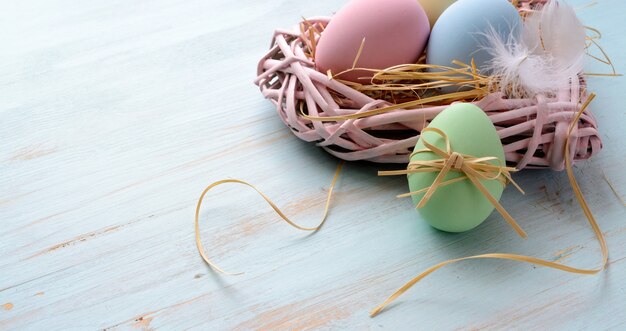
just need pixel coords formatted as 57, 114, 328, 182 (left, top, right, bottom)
426, 0, 521, 73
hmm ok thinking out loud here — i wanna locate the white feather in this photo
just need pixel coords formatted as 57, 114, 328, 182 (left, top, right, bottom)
523, 0, 586, 66
482, 0, 586, 98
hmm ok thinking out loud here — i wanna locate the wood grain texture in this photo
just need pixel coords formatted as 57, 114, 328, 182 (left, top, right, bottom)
1, 0, 625, 330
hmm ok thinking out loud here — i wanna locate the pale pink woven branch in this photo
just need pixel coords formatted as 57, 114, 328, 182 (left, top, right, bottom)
254, 1, 601, 170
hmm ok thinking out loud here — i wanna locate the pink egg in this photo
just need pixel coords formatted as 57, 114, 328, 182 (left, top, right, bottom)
315, 0, 430, 83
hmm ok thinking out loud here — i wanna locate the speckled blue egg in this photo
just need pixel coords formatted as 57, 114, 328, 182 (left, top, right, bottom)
426, 0, 521, 73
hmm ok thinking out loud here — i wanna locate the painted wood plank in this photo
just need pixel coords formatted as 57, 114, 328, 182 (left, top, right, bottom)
1, 0, 625, 330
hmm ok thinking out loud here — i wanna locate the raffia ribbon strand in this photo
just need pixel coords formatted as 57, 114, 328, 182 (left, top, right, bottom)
379, 127, 527, 238
370, 93, 608, 317
194, 95, 607, 318
194, 161, 344, 275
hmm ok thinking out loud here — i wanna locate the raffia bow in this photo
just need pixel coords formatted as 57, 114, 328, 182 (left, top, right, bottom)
379, 127, 527, 238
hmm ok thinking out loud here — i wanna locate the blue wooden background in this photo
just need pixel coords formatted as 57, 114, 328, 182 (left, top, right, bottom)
1, 0, 624, 329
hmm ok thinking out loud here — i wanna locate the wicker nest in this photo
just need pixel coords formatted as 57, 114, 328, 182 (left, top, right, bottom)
254, 0, 601, 170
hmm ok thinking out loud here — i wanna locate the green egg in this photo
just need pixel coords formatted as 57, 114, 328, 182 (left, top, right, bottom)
408, 103, 506, 232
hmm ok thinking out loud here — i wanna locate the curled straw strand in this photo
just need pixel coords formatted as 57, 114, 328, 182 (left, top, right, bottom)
194, 161, 343, 275
194, 94, 608, 317
369, 93, 608, 317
